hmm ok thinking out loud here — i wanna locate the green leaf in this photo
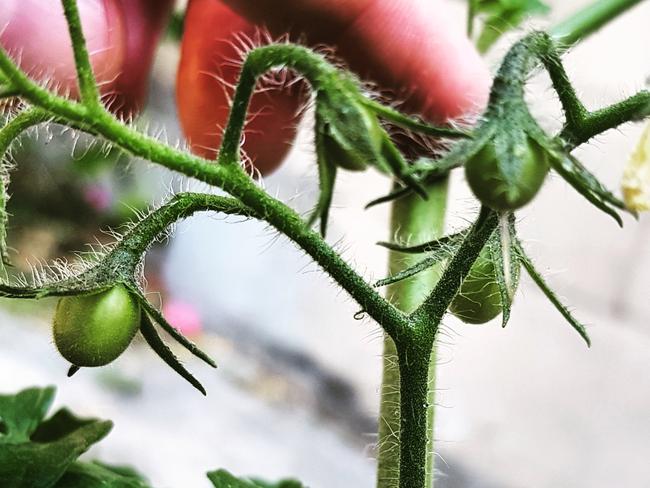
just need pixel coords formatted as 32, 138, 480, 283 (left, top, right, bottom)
489, 214, 521, 328
469, 0, 550, 53
53, 461, 152, 488
0, 386, 56, 442
515, 241, 591, 346
207, 469, 305, 488
0, 386, 113, 488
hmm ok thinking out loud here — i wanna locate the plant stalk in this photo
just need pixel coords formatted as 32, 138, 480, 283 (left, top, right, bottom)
549, 0, 645, 47
377, 178, 448, 488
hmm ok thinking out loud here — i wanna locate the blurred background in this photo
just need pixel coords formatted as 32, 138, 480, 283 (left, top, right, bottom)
1, 0, 650, 486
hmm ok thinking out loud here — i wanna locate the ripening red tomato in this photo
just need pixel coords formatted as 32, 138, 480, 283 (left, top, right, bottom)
176, 0, 303, 175
108, 0, 176, 117
0, 0, 125, 98
0, 0, 174, 118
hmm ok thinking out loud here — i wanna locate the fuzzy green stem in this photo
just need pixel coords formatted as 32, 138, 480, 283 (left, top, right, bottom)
0, 109, 52, 265
60, 0, 102, 108
218, 44, 333, 165
549, 0, 646, 47
377, 179, 448, 488
387, 207, 496, 488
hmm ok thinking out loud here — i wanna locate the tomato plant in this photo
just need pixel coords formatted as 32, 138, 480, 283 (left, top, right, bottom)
0, 0, 648, 488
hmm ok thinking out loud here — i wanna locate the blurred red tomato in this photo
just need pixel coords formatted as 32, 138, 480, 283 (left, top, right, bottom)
0, 0, 125, 97
108, 0, 176, 117
176, 0, 303, 175
0, 0, 174, 118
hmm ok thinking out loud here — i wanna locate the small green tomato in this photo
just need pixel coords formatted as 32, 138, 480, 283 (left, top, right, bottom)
449, 247, 507, 324
465, 137, 549, 210
53, 285, 141, 367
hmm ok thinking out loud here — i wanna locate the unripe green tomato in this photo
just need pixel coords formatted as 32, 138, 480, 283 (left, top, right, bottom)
322, 106, 384, 171
465, 137, 549, 210
449, 247, 513, 324
53, 285, 141, 367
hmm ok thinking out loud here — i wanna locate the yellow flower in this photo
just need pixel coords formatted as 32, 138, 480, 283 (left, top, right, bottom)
622, 122, 650, 212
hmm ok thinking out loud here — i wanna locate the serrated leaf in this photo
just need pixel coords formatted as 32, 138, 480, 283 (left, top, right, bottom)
207, 470, 305, 488
488, 214, 521, 327
53, 461, 152, 488
515, 241, 591, 346
139, 310, 207, 395
0, 386, 113, 488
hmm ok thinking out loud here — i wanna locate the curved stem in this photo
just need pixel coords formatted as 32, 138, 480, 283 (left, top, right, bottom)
60, 0, 101, 108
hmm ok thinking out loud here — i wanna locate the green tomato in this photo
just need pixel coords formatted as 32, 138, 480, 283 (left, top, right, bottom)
53, 285, 141, 367
449, 247, 514, 324
465, 137, 549, 210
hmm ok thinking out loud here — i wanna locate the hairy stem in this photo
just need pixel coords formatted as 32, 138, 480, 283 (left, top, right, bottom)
377, 179, 448, 488
60, 0, 101, 108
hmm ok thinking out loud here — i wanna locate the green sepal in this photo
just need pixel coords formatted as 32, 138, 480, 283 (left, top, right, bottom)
365, 184, 412, 209
489, 213, 521, 328
134, 288, 217, 369
139, 309, 208, 395
515, 241, 591, 346
548, 152, 630, 226
374, 232, 466, 287
308, 111, 338, 236
314, 72, 426, 199
377, 230, 467, 255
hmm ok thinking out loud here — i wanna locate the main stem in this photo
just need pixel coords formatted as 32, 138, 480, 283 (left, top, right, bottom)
377, 179, 448, 488
375, 1, 646, 486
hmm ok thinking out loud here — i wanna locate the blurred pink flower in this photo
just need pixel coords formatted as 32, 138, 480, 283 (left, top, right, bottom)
83, 183, 113, 212
162, 299, 203, 336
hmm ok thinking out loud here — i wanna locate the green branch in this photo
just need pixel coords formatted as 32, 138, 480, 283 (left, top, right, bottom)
549, 0, 646, 47
60, 0, 102, 108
